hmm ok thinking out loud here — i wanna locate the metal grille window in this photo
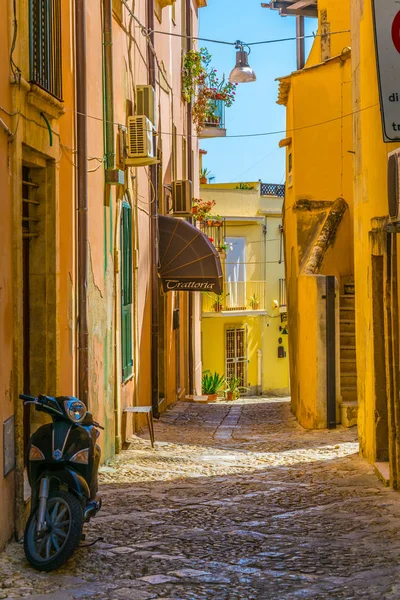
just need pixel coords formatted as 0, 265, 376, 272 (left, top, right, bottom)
29, 0, 62, 99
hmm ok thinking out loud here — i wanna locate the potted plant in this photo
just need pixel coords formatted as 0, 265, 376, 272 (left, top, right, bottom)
206, 291, 229, 312
200, 168, 210, 185
249, 294, 260, 310
235, 182, 255, 190
217, 242, 230, 259
225, 376, 249, 400
202, 371, 225, 402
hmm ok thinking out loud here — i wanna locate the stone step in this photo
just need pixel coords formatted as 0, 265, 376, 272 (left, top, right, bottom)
340, 347, 357, 360
340, 359, 357, 373
340, 320, 356, 333
341, 386, 358, 402
340, 308, 355, 320
340, 334, 356, 348
340, 400, 358, 427
341, 373, 357, 387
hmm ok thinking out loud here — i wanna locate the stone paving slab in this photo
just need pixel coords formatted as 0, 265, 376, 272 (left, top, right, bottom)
1, 398, 400, 599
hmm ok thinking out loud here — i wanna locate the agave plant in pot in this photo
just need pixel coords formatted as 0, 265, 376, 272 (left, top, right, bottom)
202, 371, 225, 402
206, 292, 229, 312
225, 376, 249, 400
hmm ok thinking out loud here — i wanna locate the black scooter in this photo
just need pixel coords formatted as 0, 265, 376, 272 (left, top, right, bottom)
20, 394, 103, 571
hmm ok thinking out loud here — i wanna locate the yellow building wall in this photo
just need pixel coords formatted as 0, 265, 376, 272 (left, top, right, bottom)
0, 0, 15, 549
279, 0, 353, 427
201, 185, 290, 395
350, 1, 399, 466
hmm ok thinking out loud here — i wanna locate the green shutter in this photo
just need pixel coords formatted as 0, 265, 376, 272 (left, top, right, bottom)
121, 201, 133, 380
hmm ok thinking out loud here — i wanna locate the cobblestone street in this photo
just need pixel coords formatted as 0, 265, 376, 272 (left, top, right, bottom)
2, 397, 400, 599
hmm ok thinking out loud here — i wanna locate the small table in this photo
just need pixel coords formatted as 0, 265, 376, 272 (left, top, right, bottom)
123, 406, 155, 448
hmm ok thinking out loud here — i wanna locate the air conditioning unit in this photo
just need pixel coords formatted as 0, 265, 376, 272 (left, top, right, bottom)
388, 148, 400, 221
136, 86, 156, 126
172, 180, 193, 216
126, 116, 154, 160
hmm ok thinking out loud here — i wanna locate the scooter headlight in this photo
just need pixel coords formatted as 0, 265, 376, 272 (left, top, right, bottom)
64, 399, 86, 423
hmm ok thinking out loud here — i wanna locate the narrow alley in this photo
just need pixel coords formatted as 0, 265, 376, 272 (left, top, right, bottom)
1, 398, 400, 599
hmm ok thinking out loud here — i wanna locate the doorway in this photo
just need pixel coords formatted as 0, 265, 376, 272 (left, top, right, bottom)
225, 326, 248, 388
372, 255, 389, 462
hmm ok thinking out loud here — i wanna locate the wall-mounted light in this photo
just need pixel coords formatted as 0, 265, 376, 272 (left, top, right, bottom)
229, 41, 257, 84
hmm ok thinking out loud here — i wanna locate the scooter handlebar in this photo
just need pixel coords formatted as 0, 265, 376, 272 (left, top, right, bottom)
19, 394, 36, 402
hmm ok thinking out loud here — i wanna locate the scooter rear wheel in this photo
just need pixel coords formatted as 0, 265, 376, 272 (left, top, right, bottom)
24, 490, 83, 571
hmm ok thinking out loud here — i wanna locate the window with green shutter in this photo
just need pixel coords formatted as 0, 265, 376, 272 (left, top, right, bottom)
121, 201, 133, 380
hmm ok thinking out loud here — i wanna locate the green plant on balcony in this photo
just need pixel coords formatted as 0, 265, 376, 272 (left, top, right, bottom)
200, 168, 211, 184
206, 214, 223, 227
182, 47, 237, 133
248, 294, 260, 310
202, 371, 225, 401
235, 182, 255, 190
217, 242, 230, 253
206, 291, 230, 312
192, 197, 215, 220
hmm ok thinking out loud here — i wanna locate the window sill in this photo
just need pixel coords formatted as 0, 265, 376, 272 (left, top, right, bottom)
26, 83, 65, 119
122, 372, 135, 385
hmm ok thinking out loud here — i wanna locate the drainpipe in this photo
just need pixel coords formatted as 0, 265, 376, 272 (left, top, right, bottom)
103, 0, 116, 172
148, 0, 160, 417
75, 0, 89, 406
186, 0, 195, 394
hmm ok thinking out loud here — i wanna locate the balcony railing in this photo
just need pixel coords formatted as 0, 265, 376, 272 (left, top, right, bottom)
200, 100, 226, 138
203, 281, 266, 313
198, 218, 226, 251
29, 0, 62, 100
261, 183, 285, 198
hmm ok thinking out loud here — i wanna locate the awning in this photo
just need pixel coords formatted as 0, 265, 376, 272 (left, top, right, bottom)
158, 215, 223, 294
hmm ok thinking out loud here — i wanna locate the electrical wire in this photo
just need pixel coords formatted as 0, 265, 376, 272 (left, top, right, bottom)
58, 101, 379, 142
149, 28, 351, 48
119, 0, 349, 49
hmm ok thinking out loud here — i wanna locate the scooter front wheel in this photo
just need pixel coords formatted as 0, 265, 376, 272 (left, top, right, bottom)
24, 490, 83, 571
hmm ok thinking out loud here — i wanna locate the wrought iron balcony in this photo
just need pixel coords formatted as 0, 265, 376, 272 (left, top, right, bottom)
202, 281, 267, 314
198, 218, 227, 251
261, 183, 285, 197
200, 100, 227, 138
29, 0, 62, 100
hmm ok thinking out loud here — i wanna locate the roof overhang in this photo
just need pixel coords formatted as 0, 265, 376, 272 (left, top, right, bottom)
158, 216, 223, 294
261, 1, 318, 18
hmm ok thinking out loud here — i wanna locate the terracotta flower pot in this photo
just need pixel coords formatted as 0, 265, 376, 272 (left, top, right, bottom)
252, 303, 259, 310
200, 177, 207, 184
207, 393, 218, 402
226, 392, 233, 401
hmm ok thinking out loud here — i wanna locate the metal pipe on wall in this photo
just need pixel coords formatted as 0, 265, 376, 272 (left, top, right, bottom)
103, 0, 116, 171
148, 0, 160, 417
75, 0, 89, 406
186, 0, 195, 395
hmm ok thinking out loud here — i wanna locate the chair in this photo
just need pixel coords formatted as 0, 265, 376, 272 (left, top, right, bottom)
122, 406, 155, 448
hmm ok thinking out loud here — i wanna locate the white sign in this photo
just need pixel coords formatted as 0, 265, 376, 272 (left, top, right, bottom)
373, 0, 400, 142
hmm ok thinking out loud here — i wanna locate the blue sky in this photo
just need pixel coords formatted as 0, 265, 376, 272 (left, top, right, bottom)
198, 1, 315, 184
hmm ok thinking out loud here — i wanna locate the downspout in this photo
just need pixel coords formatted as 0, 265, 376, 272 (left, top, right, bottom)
186, 0, 194, 395
148, 0, 160, 417
75, 0, 89, 406
262, 216, 267, 396
103, 0, 116, 173
102, 0, 121, 451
